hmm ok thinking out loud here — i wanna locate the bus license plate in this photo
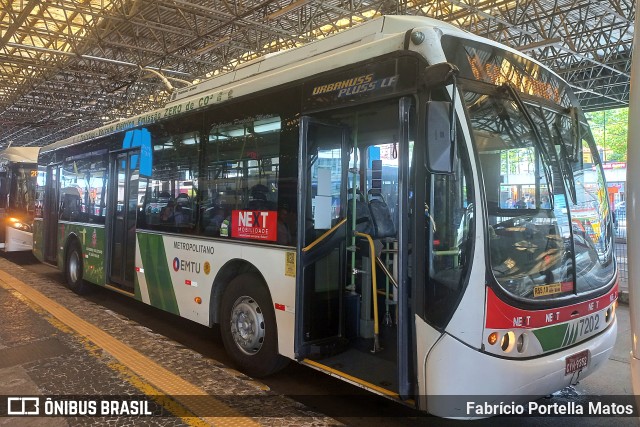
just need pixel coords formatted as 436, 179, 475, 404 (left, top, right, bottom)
565, 350, 589, 375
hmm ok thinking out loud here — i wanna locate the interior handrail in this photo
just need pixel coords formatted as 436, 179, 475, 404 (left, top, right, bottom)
302, 218, 347, 253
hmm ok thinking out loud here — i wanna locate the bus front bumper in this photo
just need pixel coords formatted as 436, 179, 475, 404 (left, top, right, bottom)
424, 317, 617, 418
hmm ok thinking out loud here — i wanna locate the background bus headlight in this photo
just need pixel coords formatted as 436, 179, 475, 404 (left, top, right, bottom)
8, 218, 32, 232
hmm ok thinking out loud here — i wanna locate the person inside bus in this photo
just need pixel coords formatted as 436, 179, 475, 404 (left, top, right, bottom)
160, 198, 181, 224
160, 199, 188, 225
527, 197, 535, 209
160, 199, 176, 222
514, 197, 527, 209
504, 198, 514, 209
203, 205, 226, 236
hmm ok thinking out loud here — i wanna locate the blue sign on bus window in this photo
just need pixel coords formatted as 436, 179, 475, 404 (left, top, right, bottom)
368, 146, 381, 169
122, 129, 152, 177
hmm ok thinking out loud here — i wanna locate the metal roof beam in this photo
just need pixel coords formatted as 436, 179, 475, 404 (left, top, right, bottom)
6, 41, 191, 77
0, 0, 41, 49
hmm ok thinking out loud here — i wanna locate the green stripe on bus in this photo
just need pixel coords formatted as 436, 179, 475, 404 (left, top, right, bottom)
137, 233, 180, 315
570, 322, 580, 345
533, 323, 569, 352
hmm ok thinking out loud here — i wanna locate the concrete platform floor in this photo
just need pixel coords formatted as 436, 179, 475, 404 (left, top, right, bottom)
0, 257, 340, 426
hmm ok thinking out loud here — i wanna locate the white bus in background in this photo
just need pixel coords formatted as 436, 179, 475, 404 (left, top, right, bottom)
34, 15, 617, 417
0, 147, 39, 251
626, 9, 640, 402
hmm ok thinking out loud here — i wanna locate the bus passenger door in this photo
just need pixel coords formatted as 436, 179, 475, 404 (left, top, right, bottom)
109, 150, 139, 291
295, 118, 349, 358
44, 165, 60, 264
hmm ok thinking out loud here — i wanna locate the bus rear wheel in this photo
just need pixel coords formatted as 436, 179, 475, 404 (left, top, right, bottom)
220, 273, 288, 377
65, 241, 90, 294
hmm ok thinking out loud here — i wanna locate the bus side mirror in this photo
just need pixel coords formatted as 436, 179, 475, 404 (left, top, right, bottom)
424, 62, 459, 174
426, 101, 455, 174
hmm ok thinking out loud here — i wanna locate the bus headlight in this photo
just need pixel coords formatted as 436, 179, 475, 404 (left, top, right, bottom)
606, 305, 615, 323
8, 218, 32, 232
516, 333, 527, 353
501, 331, 516, 352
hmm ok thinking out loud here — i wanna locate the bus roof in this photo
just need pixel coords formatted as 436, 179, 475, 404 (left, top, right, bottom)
0, 147, 40, 164
168, 15, 463, 102
39, 15, 469, 154
41, 15, 467, 153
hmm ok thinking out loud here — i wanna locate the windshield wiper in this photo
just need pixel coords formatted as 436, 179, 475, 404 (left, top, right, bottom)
500, 83, 554, 207
553, 122, 577, 204
569, 106, 582, 161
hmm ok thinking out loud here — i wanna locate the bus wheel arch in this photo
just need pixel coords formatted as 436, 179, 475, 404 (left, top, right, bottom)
209, 259, 260, 325
64, 236, 90, 294
216, 267, 288, 377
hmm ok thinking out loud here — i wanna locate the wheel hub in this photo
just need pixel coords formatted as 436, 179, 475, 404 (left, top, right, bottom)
230, 296, 265, 355
69, 251, 80, 283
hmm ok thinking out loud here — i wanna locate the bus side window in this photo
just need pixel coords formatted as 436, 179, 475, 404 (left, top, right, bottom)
60, 191, 82, 221
423, 101, 475, 328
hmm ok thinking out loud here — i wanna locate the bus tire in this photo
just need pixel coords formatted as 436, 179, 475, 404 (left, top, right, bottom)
65, 241, 90, 294
220, 273, 289, 377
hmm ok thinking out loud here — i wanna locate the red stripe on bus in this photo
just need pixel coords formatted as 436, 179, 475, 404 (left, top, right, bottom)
485, 283, 618, 329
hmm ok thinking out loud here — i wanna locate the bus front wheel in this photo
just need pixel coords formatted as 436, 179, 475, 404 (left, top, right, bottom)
65, 241, 90, 294
220, 274, 288, 377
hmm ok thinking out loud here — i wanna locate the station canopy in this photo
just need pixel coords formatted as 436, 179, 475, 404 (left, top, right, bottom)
0, 0, 634, 147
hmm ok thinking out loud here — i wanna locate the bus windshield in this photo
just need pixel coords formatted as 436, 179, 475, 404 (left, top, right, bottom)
469, 86, 614, 302
442, 35, 615, 302
4, 164, 36, 216
464, 82, 575, 300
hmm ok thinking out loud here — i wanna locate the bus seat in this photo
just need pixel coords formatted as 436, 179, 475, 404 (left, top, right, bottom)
368, 190, 395, 239
176, 193, 190, 206
347, 189, 372, 235
248, 184, 276, 211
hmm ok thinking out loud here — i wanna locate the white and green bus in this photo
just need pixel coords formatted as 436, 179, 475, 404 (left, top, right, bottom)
34, 15, 618, 416
0, 147, 39, 251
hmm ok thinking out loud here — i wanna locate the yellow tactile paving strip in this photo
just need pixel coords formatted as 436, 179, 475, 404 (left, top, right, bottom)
0, 269, 260, 427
